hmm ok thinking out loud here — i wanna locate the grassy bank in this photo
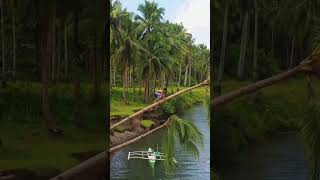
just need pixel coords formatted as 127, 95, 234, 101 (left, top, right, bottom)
213, 76, 320, 166
110, 86, 209, 117
0, 81, 106, 172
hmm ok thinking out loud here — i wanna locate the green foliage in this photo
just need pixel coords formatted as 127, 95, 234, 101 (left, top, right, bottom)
0, 82, 106, 170
114, 125, 126, 133
299, 102, 320, 180
160, 102, 176, 114
140, 120, 155, 128
255, 50, 280, 80
160, 90, 206, 114
213, 79, 311, 166
163, 115, 204, 173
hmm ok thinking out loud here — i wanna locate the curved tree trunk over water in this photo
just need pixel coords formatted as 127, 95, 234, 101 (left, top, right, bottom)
111, 79, 209, 130
212, 59, 319, 107
50, 151, 108, 180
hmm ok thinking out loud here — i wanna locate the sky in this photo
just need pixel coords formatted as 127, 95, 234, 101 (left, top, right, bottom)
119, 0, 210, 48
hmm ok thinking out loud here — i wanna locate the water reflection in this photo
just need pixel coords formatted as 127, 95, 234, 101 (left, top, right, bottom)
110, 105, 210, 180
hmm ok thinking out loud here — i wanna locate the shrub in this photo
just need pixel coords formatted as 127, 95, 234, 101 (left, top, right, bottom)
140, 120, 155, 128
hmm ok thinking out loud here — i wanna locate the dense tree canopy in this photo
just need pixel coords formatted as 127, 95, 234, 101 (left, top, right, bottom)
111, 0, 210, 103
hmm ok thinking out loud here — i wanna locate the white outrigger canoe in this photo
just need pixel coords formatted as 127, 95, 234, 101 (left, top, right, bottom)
128, 147, 175, 168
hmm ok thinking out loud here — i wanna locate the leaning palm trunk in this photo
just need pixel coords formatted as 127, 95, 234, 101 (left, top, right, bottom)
111, 79, 209, 130
50, 151, 108, 180
212, 57, 320, 107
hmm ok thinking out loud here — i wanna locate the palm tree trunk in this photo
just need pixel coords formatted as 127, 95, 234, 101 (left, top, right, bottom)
1, 6, 5, 75
51, 14, 56, 83
289, 37, 295, 68
57, 24, 61, 80
216, 1, 229, 95
64, 22, 68, 79
122, 66, 128, 103
113, 66, 116, 85
178, 63, 181, 87
153, 75, 156, 94
271, 30, 274, 57
237, 12, 249, 80
188, 63, 192, 86
73, 11, 82, 126
111, 79, 209, 130
12, 7, 16, 79
93, 33, 101, 102
212, 65, 305, 107
184, 63, 189, 86
144, 79, 149, 103
253, 0, 258, 80
39, 0, 56, 130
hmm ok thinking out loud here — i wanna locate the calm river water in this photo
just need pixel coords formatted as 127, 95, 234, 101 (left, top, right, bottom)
221, 133, 310, 180
110, 105, 210, 180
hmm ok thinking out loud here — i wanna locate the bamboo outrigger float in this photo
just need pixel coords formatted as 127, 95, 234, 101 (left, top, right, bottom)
128, 147, 166, 168
128, 146, 177, 169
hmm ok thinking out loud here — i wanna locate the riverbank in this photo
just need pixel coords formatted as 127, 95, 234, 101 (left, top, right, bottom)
0, 81, 106, 178
110, 105, 210, 179
213, 76, 319, 169
110, 86, 208, 149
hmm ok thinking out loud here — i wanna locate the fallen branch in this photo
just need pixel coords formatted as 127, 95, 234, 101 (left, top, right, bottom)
110, 79, 209, 130
50, 151, 108, 180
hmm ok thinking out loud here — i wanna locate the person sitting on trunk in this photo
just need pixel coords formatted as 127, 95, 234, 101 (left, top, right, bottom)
154, 88, 167, 102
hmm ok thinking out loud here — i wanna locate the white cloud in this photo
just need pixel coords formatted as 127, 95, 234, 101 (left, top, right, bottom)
174, 0, 210, 48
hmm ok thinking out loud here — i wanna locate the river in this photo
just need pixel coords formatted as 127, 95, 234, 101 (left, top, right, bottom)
110, 105, 210, 180
221, 133, 310, 180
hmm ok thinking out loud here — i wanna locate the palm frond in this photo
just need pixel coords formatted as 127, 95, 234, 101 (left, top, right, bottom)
163, 115, 204, 173
299, 102, 320, 180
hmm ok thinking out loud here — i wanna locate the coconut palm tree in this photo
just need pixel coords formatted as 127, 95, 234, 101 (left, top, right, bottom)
134, 0, 167, 102
134, 0, 164, 38
237, 0, 253, 80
